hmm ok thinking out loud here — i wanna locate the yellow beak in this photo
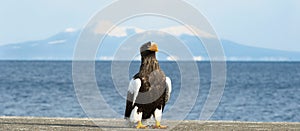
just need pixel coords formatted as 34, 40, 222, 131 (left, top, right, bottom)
149, 43, 158, 52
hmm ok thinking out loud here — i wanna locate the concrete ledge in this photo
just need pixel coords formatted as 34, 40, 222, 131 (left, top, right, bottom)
1, 116, 300, 131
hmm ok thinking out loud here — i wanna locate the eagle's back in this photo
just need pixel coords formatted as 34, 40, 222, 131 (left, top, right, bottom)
125, 49, 169, 120
136, 69, 167, 119
124, 69, 167, 119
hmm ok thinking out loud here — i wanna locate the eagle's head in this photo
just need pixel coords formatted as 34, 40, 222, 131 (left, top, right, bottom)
140, 41, 158, 56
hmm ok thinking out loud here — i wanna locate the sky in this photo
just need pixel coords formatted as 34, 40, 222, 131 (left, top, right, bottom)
1, 0, 300, 52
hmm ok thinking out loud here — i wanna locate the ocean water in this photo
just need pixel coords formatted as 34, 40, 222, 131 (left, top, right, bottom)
0, 61, 299, 122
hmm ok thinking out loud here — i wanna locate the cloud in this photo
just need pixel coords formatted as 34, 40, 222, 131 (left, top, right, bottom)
65, 27, 77, 33
226, 56, 253, 61
259, 57, 290, 61
94, 21, 145, 37
160, 25, 215, 38
99, 56, 114, 61
193, 56, 204, 61
48, 40, 66, 45
93, 21, 214, 38
226, 56, 290, 61
133, 55, 141, 61
166, 56, 179, 61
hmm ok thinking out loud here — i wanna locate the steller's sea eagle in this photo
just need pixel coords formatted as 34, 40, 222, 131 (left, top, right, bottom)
124, 41, 172, 129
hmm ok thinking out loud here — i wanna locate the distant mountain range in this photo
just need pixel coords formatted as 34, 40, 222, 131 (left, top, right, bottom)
1, 29, 300, 61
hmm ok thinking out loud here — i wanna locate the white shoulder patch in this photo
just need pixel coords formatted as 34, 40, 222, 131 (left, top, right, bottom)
128, 78, 141, 105
166, 77, 172, 103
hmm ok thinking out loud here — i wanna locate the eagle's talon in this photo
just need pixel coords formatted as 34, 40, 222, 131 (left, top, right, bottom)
136, 125, 147, 129
136, 121, 147, 129
152, 125, 168, 129
153, 121, 168, 129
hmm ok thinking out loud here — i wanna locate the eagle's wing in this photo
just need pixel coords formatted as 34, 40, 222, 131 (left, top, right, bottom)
128, 78, 141, 105
165, 77, 172, 103
124, 78, 141, 118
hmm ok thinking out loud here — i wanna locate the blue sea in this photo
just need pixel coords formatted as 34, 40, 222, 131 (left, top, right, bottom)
0, 61, 299, 122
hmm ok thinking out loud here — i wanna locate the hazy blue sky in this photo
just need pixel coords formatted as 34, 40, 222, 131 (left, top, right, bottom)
1, 0, 300, 51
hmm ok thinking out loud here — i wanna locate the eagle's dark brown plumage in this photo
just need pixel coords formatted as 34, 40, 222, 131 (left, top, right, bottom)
124, 41, 172, 129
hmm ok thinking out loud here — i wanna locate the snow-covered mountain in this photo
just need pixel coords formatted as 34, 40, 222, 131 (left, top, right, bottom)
1, 29, 299, 61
